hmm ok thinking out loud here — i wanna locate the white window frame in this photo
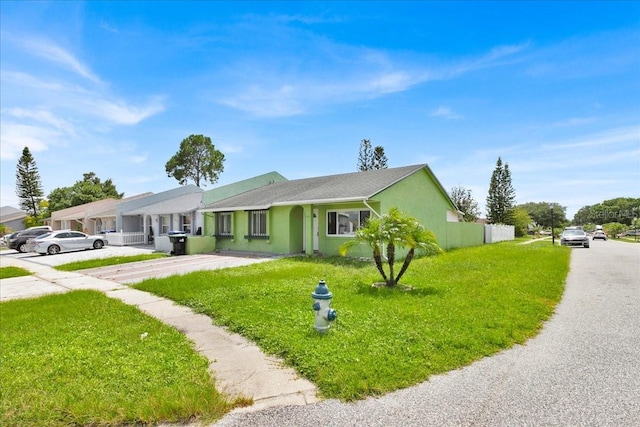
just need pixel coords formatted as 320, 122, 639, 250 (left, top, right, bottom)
181, 213, 192, 234
160, 215, 171, 235
326, 210, 371, 236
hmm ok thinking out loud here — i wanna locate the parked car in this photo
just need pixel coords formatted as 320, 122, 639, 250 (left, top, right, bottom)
592, 230, 607, 241
7, 226, 53, 253
30, 230, 108, 255
560, 229, 590, 248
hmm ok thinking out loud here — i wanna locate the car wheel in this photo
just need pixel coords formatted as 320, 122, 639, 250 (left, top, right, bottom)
18, 243, 28, 253
93, 240, 104, 249
47, 245, 61, 255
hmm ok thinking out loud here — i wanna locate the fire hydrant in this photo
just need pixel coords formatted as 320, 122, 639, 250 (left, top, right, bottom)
312, 279, 337, 334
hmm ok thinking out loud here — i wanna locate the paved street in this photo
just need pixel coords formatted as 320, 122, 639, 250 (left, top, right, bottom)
213, 240, 640, 426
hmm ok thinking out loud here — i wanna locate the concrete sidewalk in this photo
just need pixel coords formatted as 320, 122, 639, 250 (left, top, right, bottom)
0, 254, 319, 412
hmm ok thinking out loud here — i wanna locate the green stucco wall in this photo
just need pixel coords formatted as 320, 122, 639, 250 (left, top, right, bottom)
186, 236, 217, 254
368, 168, 456, 250
314, 203, 379, 259
445, 222, 485, 249
208, 206, 297, 255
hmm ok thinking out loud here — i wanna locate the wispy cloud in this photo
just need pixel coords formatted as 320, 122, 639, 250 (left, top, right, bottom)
100, 20, 120, 34
548, 117, 596, 128
541, 125, 640, 150
0, 36, 166, 162
219, 41, 528, 118
19, 38, 102, 84
86, 97, 166, 125
0, 122, 55, 160
430, 106, 463, 120
2, 107, 76, 135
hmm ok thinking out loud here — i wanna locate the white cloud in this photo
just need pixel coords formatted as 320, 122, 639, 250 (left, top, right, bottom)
20, 38, 102, 84
218, 42, 528, 118
0, 123, 54, 160
549, 117, 596, 128
85, 97, 166, 125
430, 106, 463, 120
2, 108, 75, 135
541, 125, 640, 151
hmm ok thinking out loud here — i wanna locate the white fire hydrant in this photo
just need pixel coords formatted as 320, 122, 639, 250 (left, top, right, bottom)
312, 279, 337, 334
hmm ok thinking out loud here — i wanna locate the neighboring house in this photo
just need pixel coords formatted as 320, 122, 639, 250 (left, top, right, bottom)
0, 206, 26, 233
198, 164, 484, 258
115, 172, 289, 252
116, 185, 204, 250
50, 194, 152, 234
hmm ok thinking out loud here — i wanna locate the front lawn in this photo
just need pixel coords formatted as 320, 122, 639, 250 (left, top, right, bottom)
54, 253, 169, 271
0, 290, 239, 427
136, 240, 570, 401
0, 266, 32, 279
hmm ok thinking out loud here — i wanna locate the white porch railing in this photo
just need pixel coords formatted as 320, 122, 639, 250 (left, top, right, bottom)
106, 232, 145, 246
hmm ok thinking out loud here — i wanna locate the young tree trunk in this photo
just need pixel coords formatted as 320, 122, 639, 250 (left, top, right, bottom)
386, 242, 396, 287
394, 248, 415, 285
372, 251, 388, 282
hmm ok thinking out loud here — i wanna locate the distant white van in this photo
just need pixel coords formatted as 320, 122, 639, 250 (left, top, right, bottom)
595, 225, 603, 230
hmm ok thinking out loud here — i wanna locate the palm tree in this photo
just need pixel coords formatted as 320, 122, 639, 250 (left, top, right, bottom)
340, 207, 441, 287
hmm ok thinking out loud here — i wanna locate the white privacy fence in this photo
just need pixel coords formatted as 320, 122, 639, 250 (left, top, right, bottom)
484, 224, 515, 243
105, 232, 145, 246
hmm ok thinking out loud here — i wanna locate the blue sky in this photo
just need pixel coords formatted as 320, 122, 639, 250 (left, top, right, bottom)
1, 1, 638, 219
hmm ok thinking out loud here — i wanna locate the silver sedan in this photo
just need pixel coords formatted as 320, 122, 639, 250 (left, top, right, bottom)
30, 230, 108, 255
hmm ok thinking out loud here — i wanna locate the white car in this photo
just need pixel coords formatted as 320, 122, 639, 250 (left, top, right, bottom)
31, 230, 108, 255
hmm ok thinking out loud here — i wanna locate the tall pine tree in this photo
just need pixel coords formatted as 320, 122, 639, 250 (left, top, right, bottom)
357, 139, 374, 171
486, 157, 516, 224
15, 147, 44, 217
372, 146, 388, 170
358, 139, 389, 171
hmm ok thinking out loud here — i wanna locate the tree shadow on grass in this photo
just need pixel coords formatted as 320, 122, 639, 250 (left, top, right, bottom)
287, 255, 373, 270
352, 281, 443, 298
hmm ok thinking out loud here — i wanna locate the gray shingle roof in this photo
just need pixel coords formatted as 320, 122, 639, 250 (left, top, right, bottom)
201, 164, 438, 211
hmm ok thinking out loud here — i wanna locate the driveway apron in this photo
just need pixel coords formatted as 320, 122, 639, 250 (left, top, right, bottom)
212, 240, 640, 426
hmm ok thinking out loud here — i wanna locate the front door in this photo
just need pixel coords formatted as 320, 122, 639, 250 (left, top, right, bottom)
313, 209, 319, 252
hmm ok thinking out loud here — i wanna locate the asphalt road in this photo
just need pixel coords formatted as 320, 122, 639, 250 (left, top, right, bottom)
213, 239, 640, 427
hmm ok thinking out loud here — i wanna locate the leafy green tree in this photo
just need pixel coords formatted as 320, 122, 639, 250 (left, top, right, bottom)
340, 207, 441, 288
518, 202, 567, 228
24, 200, 50, 228
513, 207, 532, 237
15, 147, 44, 217
47, 172, 123, 212
47, 187, 74, 213
573, 198, 640, 226
603, 222, 626, 239
165, 134, 225, 187
573, 205, 592, 225
450, 186, 480, 222
486, 157, 516, 224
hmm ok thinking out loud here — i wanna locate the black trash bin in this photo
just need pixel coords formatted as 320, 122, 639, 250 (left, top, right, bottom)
168, 231, 187, 256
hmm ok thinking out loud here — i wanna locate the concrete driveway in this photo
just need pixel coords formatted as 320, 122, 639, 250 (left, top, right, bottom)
212, 239, 640, 426
0, 246, 277, 299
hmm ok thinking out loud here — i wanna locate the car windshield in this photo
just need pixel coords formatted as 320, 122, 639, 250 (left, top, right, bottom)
563, 230, 584, 236
37, 232, 52, 239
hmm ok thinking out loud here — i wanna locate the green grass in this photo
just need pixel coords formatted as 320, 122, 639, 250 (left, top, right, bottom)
0, 266, 32, 279
55, 253, 169, 271
135, 241, 570, 401
0, 290, 239, 427
618, 236, 640, 243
